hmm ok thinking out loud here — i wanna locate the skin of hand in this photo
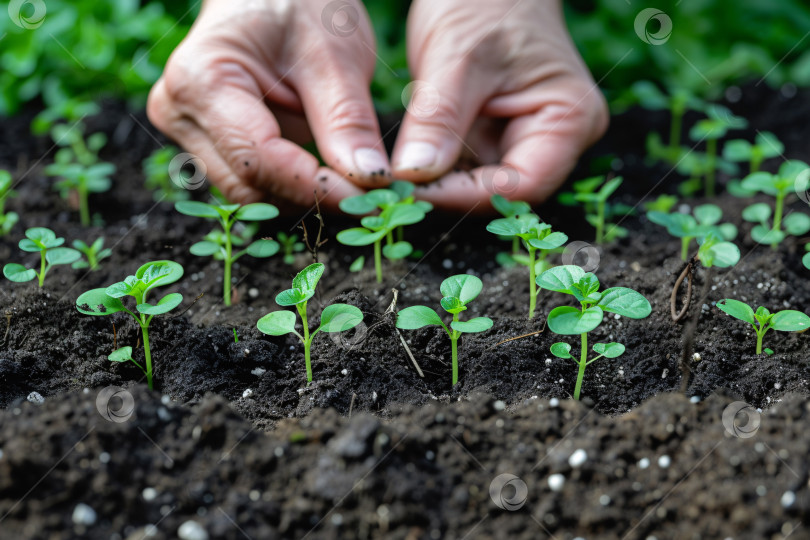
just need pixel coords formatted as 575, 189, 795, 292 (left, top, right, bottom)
147, 0, 391, 209
392, 0, 609, 211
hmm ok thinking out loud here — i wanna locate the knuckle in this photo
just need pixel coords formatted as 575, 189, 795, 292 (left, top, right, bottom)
325, 96, 377, 133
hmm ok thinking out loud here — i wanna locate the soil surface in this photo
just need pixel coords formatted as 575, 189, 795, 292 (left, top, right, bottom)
1, 84, 809, 539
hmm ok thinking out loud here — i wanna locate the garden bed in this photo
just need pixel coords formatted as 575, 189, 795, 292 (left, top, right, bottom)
1, 84, 809, 538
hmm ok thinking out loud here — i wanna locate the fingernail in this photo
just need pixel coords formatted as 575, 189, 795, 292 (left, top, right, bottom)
395, 142, 438, 171
353, 148, 390, 176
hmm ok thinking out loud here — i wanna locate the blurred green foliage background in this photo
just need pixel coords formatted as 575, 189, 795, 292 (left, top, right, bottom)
1, 0, 809, 116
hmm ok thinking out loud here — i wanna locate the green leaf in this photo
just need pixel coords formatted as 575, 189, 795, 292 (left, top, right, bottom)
175, 201, 220, 219
784, 213, 810, 236
136, 292, 183, 315
693, 204, 722, 226
764, 348, 774, 356
722, 139, 752, 162
337, 227, 387, 246
547, 306, 604, 335
755, 132, 784, 157
536, 265, 585, 294
246, 239, 280, 258
339, 194, 377, 215
770, 310, 810, 332
440, 275, 483, 305
360, 216, 386, 230
751, 225, 785, 245
23, 227, 60, 249
235, 203, 279, 221
319, 304, 363, 333
597, 177, 623, 201
276, 288, 312, 306
528, 231, 568, 250
383, 204, 426, 228
597, 287, 651, 318
3, 263, 36, 282
365, 189, 400, 208
45, 247, 81, 266
593, 342, 625, 358
665, 213, 698, 237
450, 317, 493, 334
76, 288, 127, 316
716, 299, 755, 324
704, 241, 740, 268
741, 172, 777, 196
190, 241, 221, 257
396, 306, 445, 330
717, 223, 738, 241
550, 342, 573, 359
630, 80, 668, 110
803, 252, 810, 271
257, 310, 297, 336
390, 180, 416, 201
108, 346, 133, 363
440, 296, 466, 314
293, 263, 324, 293
727, 180, 757, 198
491, 194, 531, 217
741, 203, 771, 223
350, 256, 365, 272
646, 211, 673, 228
382, 241, 413, 260
136, 261, 184, 291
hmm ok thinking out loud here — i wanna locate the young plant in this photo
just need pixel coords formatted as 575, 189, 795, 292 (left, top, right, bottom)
486, 213, 568, 319
71, 237, 112, 271
396, 275, 493, 385
673, 149, 736, 197
740, 160, 810, 249
76, 261, 184, 390
491, 194, 532, 260
631, 81, 705, 161
559, 175, 631, 244
723, 131, 783, 175
688, 104, 748, 197
647, 204, 737, 261
175, 200, 280, 306
337, 203, 428, 283
142, 145, 189, 202
0, 170, 19, 236
256, 263, 363, 383
537, 265, 652, 400
716, 299, 810, 355
3, 227, 81, 287
277, 231, 305, 265
642, 194, 678, 213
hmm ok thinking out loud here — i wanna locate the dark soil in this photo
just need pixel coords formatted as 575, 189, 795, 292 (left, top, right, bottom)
1, 83, 809, 538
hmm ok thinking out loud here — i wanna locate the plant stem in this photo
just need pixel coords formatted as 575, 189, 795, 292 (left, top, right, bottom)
451, 313, 459, 386
528, 247, 537, 319
78, 182, 89, 227
512, 236, 519, 255
681, 237, 690, 261
596, 203, 605, 244
386, 230, 394, 245
299, 303, 312, 382
374, 240, 382, 283
397, 226, 404, 243
772, 191, 784, 251
705, 138, 717, 197
141, 321, 153, 390
38, 250, 46, 287
574, 332, 587, 400
223, 219, 233, 306
756, 329, 763, 355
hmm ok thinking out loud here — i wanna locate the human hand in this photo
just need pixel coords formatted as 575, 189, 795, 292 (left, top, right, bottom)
393, 0, 609, 211
147, 0, 391, 209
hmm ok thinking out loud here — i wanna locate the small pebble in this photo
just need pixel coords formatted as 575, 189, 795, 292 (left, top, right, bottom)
638, 458, 650, 469
599, 494, 611, 506
493, 400, 506, 411
248, 288, 259, 299
549, 398, 559, 408
547, 474, 565, 492
658, 455, 671, 468
341, 369, 348, 376
442, 259, 453, 269
72, 503, 97, 526
99, 452, 110, 464
690, 396, 700, 404
781, 491, 796, 508
142, 487, 158, 501
27, 392, 45, 405
178, 520, 209, 540
569, 449, 587, 468
242, 389, 253, 398
251, 368, 266, 376
692, 353, 701, 362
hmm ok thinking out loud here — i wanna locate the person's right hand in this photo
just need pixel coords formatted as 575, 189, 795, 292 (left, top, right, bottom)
147, 0, 391, 209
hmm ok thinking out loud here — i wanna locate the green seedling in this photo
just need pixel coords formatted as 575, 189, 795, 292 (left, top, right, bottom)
740, 160, 810, 249
340, 180, 433, 241
723, 131, 783, 175
716, 299, 810, 355
175, 200, 280, 306
71, 237, 112, 271
491, 194, 532, 261
642, 194, 678, 213
631, 81, 705, 161
673, 148, 737, 197
486, 213, 568, 319
277, 232, 305, 265
537, 265, 651, 400
688, 104, 748, 197
396, 274, 493, 385
76, 260, 184, 389
647, 204, 737, 261
256, 263, 363, 383
559, 175, 631, 244
337, 202, 428, 283
0, 170, 19, 236
142, 146, 189, 202
3, 227, 81, 287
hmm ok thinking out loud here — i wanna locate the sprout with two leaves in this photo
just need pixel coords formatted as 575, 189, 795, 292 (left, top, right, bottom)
716, 299, 810, 355
257, 263, 363, 383
559, 176, 631, 244
396, 275, 493, 386
486, 214, 568, 319
688, 104, 748, 197
277, 232, 306, 265
339, 180, 432, 241
71, 237, 112, 271
723, 132, 783, 175
76, 261, 185, 390
142, 145, 190, 202
647, 204, 737, 261
490, 194, 532, 264
0, 170, 19, 236
3, 227, 80, 287
175, 200, 280, 306
536, 265, 652, 400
